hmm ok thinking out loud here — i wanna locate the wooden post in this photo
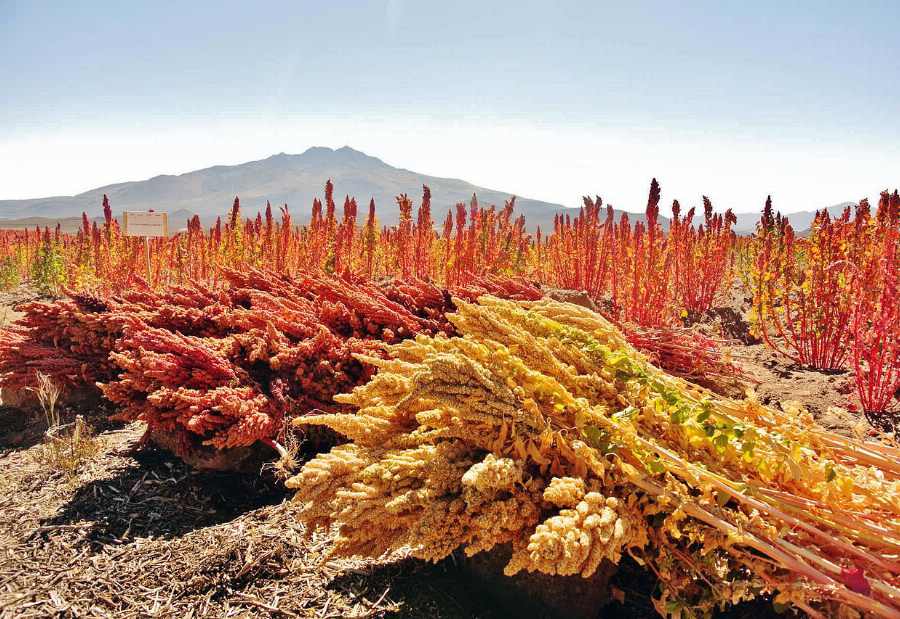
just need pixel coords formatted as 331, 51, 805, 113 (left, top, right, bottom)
145, 236, 151, 282
122, 211, 168, 285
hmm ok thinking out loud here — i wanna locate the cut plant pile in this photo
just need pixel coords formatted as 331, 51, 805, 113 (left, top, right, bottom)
288, 297, 900, 618
0, 270, 743, 464
0, 270, 541, 455
3, 180, 896, 419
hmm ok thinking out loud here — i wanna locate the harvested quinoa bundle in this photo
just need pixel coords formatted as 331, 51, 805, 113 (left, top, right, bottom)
289, 297, 900, 618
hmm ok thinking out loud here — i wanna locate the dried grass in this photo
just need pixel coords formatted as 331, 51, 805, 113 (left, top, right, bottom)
262, 421, 303, 481
0, 422, 489, 619
30, 415, 101, 479
29, 371, 61, 429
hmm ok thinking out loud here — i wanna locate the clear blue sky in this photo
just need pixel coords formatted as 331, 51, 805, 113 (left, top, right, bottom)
2, 1, 898, 213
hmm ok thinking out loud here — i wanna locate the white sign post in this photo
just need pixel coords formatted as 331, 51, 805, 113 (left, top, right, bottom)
123, 211, 169, 279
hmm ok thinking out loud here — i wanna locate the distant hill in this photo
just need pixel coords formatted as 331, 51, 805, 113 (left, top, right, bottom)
730, 202, 857, 234
0, 147, 862, 235
0, 146, 583, 233
0, 210, 196, 234
0, 215, 85, 233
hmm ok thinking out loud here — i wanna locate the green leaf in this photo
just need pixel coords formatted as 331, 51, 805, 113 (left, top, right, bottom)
670, 407, 689, 425
713, 434, 730, 452
583, 426, 619, 455
646, 458, 666, 475
583, 425, 604, 446
612, 405, 638, 422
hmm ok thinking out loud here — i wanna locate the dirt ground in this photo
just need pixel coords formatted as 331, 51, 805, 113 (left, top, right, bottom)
709, 281, 870, 438
1, 415, 516, 618
0, 285, 881, 618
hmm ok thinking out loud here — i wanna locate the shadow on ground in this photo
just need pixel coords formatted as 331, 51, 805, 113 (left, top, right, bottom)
327, 549, 786, 619
0, 405, 46, 454
603, 556, 785, 619
39, 444, 289, 546
327, 556, 506, 619
0, 397, 124, 455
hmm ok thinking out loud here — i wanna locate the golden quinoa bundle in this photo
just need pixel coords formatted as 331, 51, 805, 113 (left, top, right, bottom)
288, 297, 900, 618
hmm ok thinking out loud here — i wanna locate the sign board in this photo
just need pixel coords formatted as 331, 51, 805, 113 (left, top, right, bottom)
123, 211, 169, 238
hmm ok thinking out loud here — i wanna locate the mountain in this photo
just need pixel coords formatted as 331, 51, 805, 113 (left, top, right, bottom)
730, 202, 857, 235
0, 147, 861, 235
0, 146, 580, 233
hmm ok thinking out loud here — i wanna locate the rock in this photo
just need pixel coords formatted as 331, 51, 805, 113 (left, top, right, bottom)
0, 384, 102, 412
704, 306, 760, 345
147, 428, 274, 473
457, 544, 616, 619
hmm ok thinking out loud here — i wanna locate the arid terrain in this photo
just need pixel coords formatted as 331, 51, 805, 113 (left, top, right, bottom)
4, 2, 898, 615
0, 284, 879, 619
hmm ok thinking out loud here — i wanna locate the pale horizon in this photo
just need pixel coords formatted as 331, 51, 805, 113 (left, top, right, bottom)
3, 1, 899, 215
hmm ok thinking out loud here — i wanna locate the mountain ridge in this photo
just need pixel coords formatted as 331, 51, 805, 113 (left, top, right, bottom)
729, 201, 857, 234
0, 146, 582, 232
0, 147, 862, 234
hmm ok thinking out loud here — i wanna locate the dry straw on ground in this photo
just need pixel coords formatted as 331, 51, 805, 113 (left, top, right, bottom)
0, 423, 504, 619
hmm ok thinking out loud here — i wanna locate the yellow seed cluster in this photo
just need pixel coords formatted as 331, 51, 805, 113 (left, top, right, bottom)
543, 476, 586, 508
506, 492, 631, 578
287, 296, 900, 618
461, 454, 522, 496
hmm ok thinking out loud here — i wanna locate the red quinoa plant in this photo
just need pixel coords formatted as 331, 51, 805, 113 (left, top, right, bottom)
851, 190, 900, 421
751, 197, 857, 370
541, 179, 736, 327
669, 197, 737, 317
751, 189, 900, 422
